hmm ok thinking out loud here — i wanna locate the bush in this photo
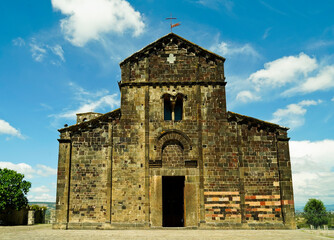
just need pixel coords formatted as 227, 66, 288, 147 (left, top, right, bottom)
303, 199, 329, 228
0, 168, 31, 212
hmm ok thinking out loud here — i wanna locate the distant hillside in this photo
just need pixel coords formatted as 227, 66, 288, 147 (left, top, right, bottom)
326, 204, 334, 211
29, 202, 56, 210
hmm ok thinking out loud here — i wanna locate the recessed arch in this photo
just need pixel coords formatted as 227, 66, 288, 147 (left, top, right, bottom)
162, 139, 184, 151
153, 130, 192, 167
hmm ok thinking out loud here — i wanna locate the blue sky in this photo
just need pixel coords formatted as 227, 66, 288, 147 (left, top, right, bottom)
0, 0, 333, 208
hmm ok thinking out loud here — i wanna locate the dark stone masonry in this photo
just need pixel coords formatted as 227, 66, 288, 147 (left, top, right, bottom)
53, 33, 295, 230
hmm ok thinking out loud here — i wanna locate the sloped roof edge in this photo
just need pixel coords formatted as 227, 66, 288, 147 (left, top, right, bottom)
227, 111, 289, 131
58, 108, 121, 133
120, 33, 225, 66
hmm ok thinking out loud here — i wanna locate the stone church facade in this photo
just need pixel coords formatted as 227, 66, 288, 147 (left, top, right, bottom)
54, 33, 295, 229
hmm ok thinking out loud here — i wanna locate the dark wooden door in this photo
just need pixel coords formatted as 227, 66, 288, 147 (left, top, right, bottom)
162, 176, 184, 227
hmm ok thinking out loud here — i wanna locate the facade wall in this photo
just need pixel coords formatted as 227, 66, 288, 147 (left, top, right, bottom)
201, 84, 241, 225
54, 33, 295, 230
202, 119, 242, 224
111, 86, 148, 226
68, 125, 110, 223
240, 126, 281, 223
54, 135, 71, 229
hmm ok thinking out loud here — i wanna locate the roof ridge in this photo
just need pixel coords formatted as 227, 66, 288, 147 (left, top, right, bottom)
119, 33, 225, 66
59, 108, 121, 132
227, 111, 289, 130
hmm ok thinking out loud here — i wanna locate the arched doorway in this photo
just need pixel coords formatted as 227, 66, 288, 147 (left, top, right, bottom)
149, 130, 199, 228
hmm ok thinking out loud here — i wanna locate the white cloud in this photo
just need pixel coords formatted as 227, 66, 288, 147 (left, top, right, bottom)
40, 103, 53, 111
51, 83, 120, 121
51, 0, 145, 47
298, 99, 323, 106
76, 95, 118, 114
262, 27, 272, 40
28, 193, 55, 202
249, 53, 317, 90
332, 97, 334, 101
69, 82, 109, 101
0, 119, 24, 139
49, 44, 65, 62
57, 94, 119, 119
30, 185, 50, 193
259, 1, 286, 15
284, 65, 334, 95
0, 162, 57, 179
36, 164, 57, 177
307, 40, 334, 49
29, 40, 65, 63
236, 53, 334, 104
28, 185, 56, 202
270, 99, 321, 128
196, 0, 234, 11
211, 41, 259, 58
12, 37, 25, 47
30, 43, 47, 62
0, 162, 35, 178
236, 90, 260, 103
290, 139, 334, 206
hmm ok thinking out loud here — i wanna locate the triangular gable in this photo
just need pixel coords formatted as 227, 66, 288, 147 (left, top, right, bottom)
120, 33, 225, 66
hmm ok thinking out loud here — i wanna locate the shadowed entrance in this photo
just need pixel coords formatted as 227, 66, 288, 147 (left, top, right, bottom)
162, 176, 185, 227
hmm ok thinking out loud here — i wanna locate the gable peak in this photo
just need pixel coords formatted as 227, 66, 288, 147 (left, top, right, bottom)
120, 33, 225, 66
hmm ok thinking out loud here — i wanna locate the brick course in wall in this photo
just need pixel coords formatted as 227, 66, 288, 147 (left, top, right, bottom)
53, 33, 295, 230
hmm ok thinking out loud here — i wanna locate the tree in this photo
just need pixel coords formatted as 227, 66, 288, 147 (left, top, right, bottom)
304, 198, 329, 228
0, 168, 31, 212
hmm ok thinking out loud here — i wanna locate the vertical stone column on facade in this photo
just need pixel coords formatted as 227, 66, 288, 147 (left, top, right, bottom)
149, 176, 162, 227
106, 122, 113, 224
184, 175, 199, 227
144, 84, 151, 225
276, 133, 296, 229
196, 81, 205, 225
111, 60, 148, 227
236, 123, 246, 224
53, 138, 71, 229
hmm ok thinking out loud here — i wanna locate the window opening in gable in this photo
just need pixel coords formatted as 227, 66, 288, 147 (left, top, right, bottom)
163, 93, 185, 121
174, 95, 183, 121
164, 95, 172, 120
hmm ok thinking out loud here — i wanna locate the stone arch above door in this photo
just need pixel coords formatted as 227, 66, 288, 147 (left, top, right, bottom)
149, 130, 197, 168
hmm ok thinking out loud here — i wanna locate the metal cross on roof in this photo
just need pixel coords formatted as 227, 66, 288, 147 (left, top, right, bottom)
166, 14, 180, 32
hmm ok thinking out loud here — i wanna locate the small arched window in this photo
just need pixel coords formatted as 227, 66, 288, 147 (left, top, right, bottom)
164, 95, 172, 120
174, 95, 183, 121
163, 93, 185, 121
